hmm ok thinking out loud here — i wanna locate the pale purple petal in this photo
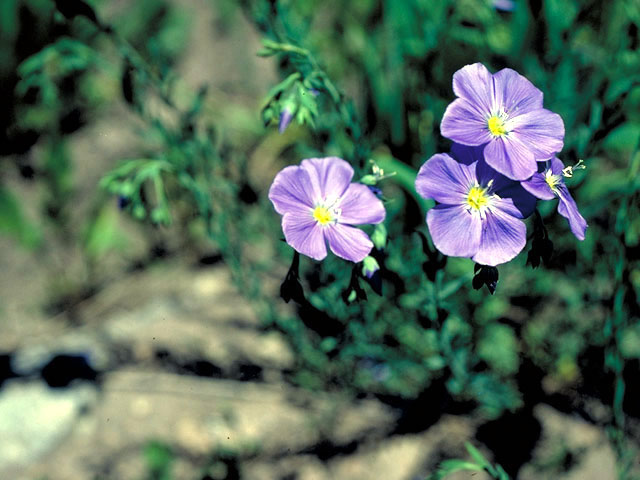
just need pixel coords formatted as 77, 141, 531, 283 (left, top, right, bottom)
278, 109, 293, 133
509, 109, 565, 159
474, 157, 513, 192
492, 188, 537, 219
440, 98, 493, 146
472, 208, 527, 266
450, 143, 485, 165
282, 213, 327, 261
268, 165, 315, 215
484, 136, 537, 180
325, 224, 373, 262
337, 183, 386, 225
549, 157, 565, 175
300, 157, 354, 205
493, 0, 516, 11
452, 63, 494, 114
427, 204, 482, 258
493, 68, 543, 116
416, 153, 475, 204
474, 159, 537, 216
521, 172, 555, 200
557, 185, 588, 241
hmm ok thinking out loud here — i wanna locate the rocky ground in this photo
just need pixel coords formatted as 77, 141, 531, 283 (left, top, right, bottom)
0, 259, 619, 480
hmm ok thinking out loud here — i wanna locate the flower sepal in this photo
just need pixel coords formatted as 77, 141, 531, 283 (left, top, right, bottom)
280, 251, 305, 304
472, 263, 499, 295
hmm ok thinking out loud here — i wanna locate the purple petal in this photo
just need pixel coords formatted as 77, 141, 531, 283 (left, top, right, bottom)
300, 157, 354, 204
472, 208, 527, 266
549, 157, 565, 175
440, 98, 493, 146
484, 136, 537, 180
268, 165, 316, 215
325, 224, 373, 262
492, 189, 537, 219
475, 157, 514, 192
278, 109, 293, 133
509, 109, 565, 159
450, 143, 485, 165
337, 183, 386, 225
416, 153, 475, 204
493, 0, 516, 11
557, 185, 588, 241
521, 172, 555, 200
452, 63, 495, 114
427, 204, 482, 258
492, 68, 543, 116
282, 213, 327, 261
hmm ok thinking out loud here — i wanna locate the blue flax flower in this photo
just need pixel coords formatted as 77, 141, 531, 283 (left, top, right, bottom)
415, 144, 536, 266
440, 63, 564, 181
269, 157, 386, 262
521, 157, 588, 240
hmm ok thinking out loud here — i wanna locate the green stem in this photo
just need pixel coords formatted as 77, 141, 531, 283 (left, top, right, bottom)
374, 154, 434, 215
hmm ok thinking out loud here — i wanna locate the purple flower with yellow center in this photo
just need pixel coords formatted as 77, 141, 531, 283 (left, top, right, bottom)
269, 157, 386, 262
440, 63, 565, 181
521, 157, 588, 240
415, 144, 537, 266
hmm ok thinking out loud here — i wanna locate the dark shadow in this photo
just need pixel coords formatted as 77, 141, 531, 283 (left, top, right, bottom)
41, 354, 98, 387
475, 409, 541, 478
299, 439, 359, 461
378, 378, 475, 435
0, 354, 17, 388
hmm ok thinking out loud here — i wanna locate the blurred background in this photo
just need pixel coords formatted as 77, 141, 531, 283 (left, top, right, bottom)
0, 0, 639, 479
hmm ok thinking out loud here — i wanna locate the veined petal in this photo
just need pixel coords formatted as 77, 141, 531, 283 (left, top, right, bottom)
337, 183, 386, 225
491, 188, 537, 219
472, 208, 526, 266
521, 172, 556, 200
474, 157, 514, 192
440, 98, 493, 146
300, 157, 354, 205
282, 212, 327, 261
557, 185, 588, 241
484, 136, 537, 180
492, 68, 543, 116
452, 63, 494, 114
269, 165, 316, 215
509, 108, 565, 158
427, 204, 482, 258
549, 156, 565, 175
325, 224, 373, 263
416, 153, 475, 204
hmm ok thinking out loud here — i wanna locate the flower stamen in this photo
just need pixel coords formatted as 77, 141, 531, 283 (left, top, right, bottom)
467, 184, 490, 211
313, 206, 333, 225
487, 115, 508, 137
544, 170, 562, 195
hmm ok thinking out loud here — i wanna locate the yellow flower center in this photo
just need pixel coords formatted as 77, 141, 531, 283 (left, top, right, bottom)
488, 115, 507, 137
467, 185, 490, 210
313, 206, 333, 225
545, 169, 562, 194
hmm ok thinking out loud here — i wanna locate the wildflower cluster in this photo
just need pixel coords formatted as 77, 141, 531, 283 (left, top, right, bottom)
416, 63, 587, 267
268, 63, 588, 290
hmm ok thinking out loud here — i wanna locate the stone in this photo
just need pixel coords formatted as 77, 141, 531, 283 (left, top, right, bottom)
0, 381, 97, 477
519, 404, 618, 480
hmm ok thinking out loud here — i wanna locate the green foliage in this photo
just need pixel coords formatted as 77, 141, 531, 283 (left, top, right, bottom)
0, 185, 41, 248
143, 440, 174, 480
427, 442, 511, 480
